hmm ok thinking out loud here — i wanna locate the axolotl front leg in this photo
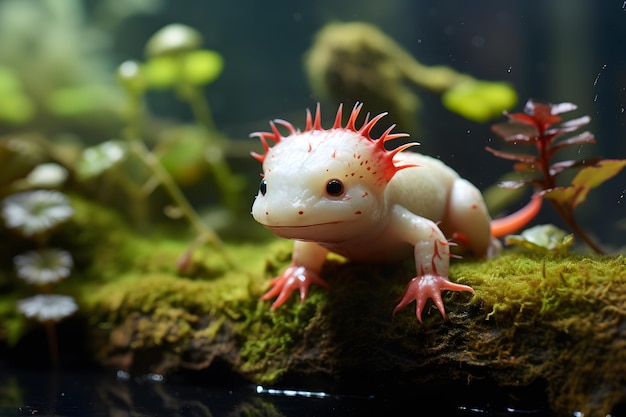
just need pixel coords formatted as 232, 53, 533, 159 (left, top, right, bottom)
390, 206, 474, 322
261, 241, 329, 309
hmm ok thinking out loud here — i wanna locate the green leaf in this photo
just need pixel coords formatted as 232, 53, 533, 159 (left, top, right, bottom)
442, 81, 517, 122
571, 159, 626, 189
505, 224, 574, 252
543, 159, 626, 208
143, 56, 179, 90
144, 24, 203, 58
181, 49, 224, 86
76, 140, 128, 181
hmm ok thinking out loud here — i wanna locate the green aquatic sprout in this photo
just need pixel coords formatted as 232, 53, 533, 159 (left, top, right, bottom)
116, 59, 234, 269
141, 24, 243, 212
504, 224, 574, 253
488, 99, 626, 253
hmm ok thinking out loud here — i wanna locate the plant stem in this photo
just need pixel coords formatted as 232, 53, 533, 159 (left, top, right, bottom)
123, 90, 235, 267
548, 199, 604, 254
45, 321, 59, 369
179, 85, 242, 211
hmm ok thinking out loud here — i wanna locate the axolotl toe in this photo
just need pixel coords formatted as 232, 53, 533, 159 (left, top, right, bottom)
250, 102, 541, 322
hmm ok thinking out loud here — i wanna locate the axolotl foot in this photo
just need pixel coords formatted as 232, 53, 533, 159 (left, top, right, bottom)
261, 265, 330, 310
393, 274, 474, 323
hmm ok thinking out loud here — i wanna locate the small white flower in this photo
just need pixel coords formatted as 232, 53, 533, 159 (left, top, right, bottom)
1, 190, 73, 237
24, 163, 69, 188
17, 294, 78, 322
14, 248, 74, 285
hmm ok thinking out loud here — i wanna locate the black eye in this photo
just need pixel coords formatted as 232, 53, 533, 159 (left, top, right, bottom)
259, 179, 267, 196
326, 179, 344, 196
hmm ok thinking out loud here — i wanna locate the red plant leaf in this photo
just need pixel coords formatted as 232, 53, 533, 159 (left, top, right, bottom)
505, 111, 538, 127
549, 131, 596, 155
513, 162, 537, 172
548, 157, 601, 177
491, 121, 537, 142
548, 160, 579, 176
485, 147, 538, 163
525, 101, 562, 131
556, 115, 591, 131
549, 102, 577, 115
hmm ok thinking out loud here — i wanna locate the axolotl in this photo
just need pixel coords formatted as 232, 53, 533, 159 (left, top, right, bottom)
251, 102, 541, 322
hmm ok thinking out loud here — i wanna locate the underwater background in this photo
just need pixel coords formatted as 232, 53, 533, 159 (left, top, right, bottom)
1, 0, 625, 416
1, 0, 624, 244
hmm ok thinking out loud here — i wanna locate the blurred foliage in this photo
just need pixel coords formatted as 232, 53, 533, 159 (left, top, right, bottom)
304, 21, 517, 134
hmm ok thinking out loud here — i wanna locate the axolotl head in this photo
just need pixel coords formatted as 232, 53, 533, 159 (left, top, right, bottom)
250, 102, 417, 243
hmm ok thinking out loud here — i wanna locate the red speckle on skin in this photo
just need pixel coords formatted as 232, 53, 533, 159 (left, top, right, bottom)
366, 167, 371, 171
471, 204, 478, 209
354, 211, 362, 215
351, 173, 355, 176
362, 192, 368, 197
298, 211, 304, 215
331, 151, 336, 158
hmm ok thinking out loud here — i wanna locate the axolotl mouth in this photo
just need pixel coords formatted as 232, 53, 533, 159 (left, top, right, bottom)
261, 221, 345, 241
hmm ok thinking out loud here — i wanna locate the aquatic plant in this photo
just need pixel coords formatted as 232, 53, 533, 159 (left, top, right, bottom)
115, 24, 240, 268
14, 248, 74, 286
0, 0, 165, 139
17, 294, 78, 323
17, 293, 78, 369
139, 23, 243, 211
1, 190, 74, 238
1, 186, 78, 368
504, 224, 574, 253
488, 99, 626, 253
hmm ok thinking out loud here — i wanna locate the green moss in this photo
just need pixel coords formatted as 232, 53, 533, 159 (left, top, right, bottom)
450, 251, 626, 323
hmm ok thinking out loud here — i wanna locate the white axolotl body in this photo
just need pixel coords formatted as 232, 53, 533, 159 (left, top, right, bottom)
251, 103, 540, 322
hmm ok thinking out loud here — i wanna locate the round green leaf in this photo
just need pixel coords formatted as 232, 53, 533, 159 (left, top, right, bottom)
143, 56, 179, 90
145, 23, 203, 58
181, 50, 224, 86
442, 81, 517, 122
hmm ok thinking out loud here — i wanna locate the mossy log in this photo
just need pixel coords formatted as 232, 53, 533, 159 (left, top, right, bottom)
80, 229, 626, 417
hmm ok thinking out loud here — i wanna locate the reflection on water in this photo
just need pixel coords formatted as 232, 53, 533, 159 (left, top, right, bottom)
0, 368, 556, 417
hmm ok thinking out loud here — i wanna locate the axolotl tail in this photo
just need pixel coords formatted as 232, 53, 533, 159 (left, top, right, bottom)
490, 194, 543, 238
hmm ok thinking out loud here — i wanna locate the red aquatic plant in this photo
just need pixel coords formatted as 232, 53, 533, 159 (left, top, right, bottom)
487, 99, 626, 254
